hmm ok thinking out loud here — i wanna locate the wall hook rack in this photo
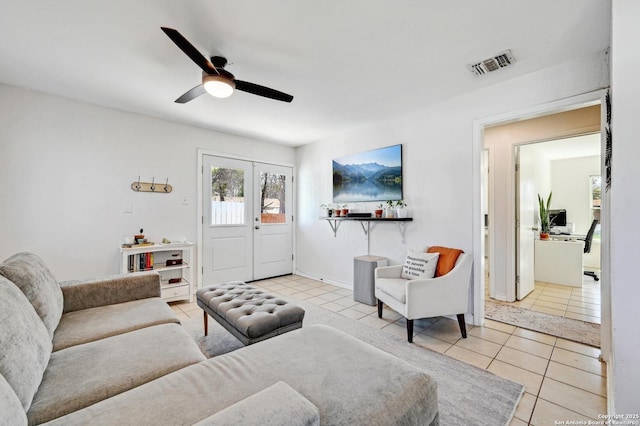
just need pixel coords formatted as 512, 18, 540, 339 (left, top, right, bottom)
131, 176, 172, 193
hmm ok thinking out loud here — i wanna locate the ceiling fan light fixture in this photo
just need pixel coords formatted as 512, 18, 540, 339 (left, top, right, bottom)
203, 74, 235, 98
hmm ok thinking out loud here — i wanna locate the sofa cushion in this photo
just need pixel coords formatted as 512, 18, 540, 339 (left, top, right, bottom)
0, 276, 52, 411
0, 372, 27, 426
27, 323, 206, 424
53, 297, 179, 351
44, 325, 438, 426
427, 246, 464, 277
401, 251, 439, 280
194, 381, 320, 426
375, 278, 408, 303
0, 252, 63, 338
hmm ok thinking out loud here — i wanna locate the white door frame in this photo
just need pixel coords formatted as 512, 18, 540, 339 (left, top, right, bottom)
472, 90, 607, 326
197, 148, 296, 289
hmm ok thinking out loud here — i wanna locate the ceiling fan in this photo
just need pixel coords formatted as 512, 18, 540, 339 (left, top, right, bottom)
161, 27, 294, 104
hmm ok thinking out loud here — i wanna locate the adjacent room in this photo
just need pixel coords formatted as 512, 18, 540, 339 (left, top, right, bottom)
2, 1, 639, 425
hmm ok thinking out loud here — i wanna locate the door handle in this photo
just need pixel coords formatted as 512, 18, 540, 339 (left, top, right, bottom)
255, 226, 260, 230
531, 227, 539, 231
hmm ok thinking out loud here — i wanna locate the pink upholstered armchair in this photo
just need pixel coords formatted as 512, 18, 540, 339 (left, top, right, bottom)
374, 252, 473, 343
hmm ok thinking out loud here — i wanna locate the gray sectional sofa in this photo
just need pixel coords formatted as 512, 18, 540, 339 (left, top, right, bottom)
0, 252, 439, 425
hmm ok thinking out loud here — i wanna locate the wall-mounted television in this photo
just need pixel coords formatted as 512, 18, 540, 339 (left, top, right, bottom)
332, 144, 403, 203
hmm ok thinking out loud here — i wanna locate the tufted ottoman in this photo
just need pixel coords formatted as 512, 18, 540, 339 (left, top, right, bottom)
196, 282, 305, 345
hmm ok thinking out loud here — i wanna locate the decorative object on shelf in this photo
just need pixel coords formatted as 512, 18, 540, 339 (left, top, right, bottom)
538, 192, 553, 240
320, 204, 329, 217
395, 200, 408, 218
385, 200, 396, 218
374, 204, 384, 218
340, 203, 349, 217
333, 144, 403, 203
131, 176, 173, 193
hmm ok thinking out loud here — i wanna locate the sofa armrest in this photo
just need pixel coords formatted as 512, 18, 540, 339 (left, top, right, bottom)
375, 264, 403, 280
59, 271, 161, 313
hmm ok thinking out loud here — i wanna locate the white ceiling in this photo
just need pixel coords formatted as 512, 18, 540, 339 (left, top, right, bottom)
0, 1, 610, 146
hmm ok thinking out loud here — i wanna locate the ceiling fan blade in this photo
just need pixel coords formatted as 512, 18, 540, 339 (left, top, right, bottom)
235, 80, 294, 103
161, 27, 218, 75
175, 84, 206, 103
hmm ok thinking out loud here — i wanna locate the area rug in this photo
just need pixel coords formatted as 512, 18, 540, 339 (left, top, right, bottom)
485, 300, 601, 348
182, 300, 524, 426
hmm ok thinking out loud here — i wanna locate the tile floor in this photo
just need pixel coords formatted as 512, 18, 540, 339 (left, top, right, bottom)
489, 277, 601, 324
171, 274, 607, 426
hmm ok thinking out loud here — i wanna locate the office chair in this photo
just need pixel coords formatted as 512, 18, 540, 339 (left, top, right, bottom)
579, 218, 600, 281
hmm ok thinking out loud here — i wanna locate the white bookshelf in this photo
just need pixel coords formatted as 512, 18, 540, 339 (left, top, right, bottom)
120, 242, 195, 302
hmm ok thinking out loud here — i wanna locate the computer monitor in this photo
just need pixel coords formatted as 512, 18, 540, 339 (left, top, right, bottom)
549, 209, 567, 227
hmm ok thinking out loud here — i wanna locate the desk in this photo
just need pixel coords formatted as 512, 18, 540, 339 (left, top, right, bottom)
534, 239, 584, 287
549, 233, 586, 241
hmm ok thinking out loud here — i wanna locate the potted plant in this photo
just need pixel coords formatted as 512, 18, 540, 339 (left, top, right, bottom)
320, 204, 329, 217
395, 200, 408, 218
340, 203, 349, 217
385, 200, 395, 218
374, 203, 384, 218
538, 192, 552, 240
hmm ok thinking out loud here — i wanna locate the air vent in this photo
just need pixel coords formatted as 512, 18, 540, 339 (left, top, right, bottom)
468, 50, 515, 76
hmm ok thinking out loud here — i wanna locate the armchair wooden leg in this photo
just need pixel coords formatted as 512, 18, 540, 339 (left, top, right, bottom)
377, 299, 383, 319
204, 311, 208, 336
407, 319, 414, 343
457, 314, 467, 338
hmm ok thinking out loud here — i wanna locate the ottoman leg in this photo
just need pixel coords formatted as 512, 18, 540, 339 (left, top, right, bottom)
204, 311, 208, 336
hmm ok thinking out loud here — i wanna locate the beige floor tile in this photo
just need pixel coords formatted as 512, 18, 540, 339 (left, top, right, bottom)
513, 391, 536, 424
545, 361, 606, 397
319, 302, 344, 312
350, 303, 377, 314
305, 287, 328, 296
331, 288, 352, 297
467, 325, 511, 345
566, 299, 600, 310
454, 335, 502, 358
276, 287, 302, 296
505, 335, 553, 359
357, 314, 395, 329
483, 318, 516, 334
444, 345, 492, 369
554, 338, 601, 359
332, 296, 359, 308
317, 292, 343, 302
488, 359, 544, 395
509, 417, 527, 426
564, 311, 600, 324
412, 333, 453, 353
305, 296, 327, 305
529, 305, 566, 316
512, 328, 557, 346
538, 378, 606, 419
533, 299, 569, 311
551, 348, 606, 377
421, 318, 465, 344
338, 307, 369, 321
496, 346, 549, 375
289, 291, 317, 300
530, 399, 595, 426
511, 299, 535, 309
535, 293, 571, 304
564, 304, 600, 317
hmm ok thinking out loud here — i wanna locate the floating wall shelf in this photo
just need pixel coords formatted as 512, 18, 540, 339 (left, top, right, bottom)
321, 217, 413, 254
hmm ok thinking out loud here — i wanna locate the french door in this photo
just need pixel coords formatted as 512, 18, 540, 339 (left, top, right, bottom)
202, 155, 293, 284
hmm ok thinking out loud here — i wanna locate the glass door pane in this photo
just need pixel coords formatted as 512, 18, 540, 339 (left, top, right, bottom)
259, 172, 287, 224
210, 166, 245, 225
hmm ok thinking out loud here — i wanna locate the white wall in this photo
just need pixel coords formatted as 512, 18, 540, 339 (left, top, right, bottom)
296, 51, 609, 325
0, 84, 295, 280
551, 155, 601, 268
610, 0, 640, 413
